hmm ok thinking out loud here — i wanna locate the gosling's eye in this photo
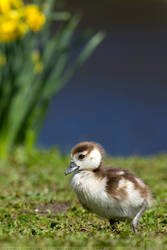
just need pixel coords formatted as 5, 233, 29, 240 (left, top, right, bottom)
78, 154, 85, 160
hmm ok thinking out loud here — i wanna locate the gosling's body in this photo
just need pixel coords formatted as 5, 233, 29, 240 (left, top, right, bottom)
65, 142, 152, 232
71, 168, 151, 220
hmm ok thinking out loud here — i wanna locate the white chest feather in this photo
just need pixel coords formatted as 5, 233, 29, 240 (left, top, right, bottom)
71, 171, 145, 219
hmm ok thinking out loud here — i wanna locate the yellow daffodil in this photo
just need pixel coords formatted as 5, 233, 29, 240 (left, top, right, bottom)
24, 5, 45, 32
31, 50, 43, 74
0, 0, 11, 13
6, 9, 23, 20
11, 0, 23, 9
0, 0, 23, 14
0, 2, 45, 42
0, 17, 18, 42
31, 50, 40, 63
0, 54, 7, 67
17, 20, 28, 36
0, 14, 27, 42
34, 61, 43, 74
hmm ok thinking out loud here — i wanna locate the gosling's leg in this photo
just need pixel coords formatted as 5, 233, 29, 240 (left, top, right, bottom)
109, 218, 117, 230
131, 200, 148, 233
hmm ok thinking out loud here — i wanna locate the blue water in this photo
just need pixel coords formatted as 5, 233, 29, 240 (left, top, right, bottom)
38, 28, 167, 156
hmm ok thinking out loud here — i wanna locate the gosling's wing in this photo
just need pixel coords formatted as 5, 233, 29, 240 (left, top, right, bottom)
97, 166, 150, 201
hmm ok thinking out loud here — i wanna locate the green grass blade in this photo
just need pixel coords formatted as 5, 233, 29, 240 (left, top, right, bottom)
62, 31, 105, 84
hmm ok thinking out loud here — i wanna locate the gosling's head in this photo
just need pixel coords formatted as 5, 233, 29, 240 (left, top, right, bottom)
64, 142, 104, 175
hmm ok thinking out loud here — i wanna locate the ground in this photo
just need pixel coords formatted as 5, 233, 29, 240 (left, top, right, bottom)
0, 147, 166, 249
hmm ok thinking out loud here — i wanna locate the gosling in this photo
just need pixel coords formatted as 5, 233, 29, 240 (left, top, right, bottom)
65, 142, 152, 232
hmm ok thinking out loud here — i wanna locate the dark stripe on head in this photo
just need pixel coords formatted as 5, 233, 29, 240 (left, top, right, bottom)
71, 141, 104, 158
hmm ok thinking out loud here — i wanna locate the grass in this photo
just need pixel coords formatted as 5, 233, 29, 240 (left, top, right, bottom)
0, 147, 166, 249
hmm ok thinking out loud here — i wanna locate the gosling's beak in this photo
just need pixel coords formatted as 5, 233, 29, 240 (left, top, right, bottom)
64, 161, 79, 175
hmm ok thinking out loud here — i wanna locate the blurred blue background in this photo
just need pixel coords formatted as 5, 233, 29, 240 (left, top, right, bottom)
38, 1, 167, 156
